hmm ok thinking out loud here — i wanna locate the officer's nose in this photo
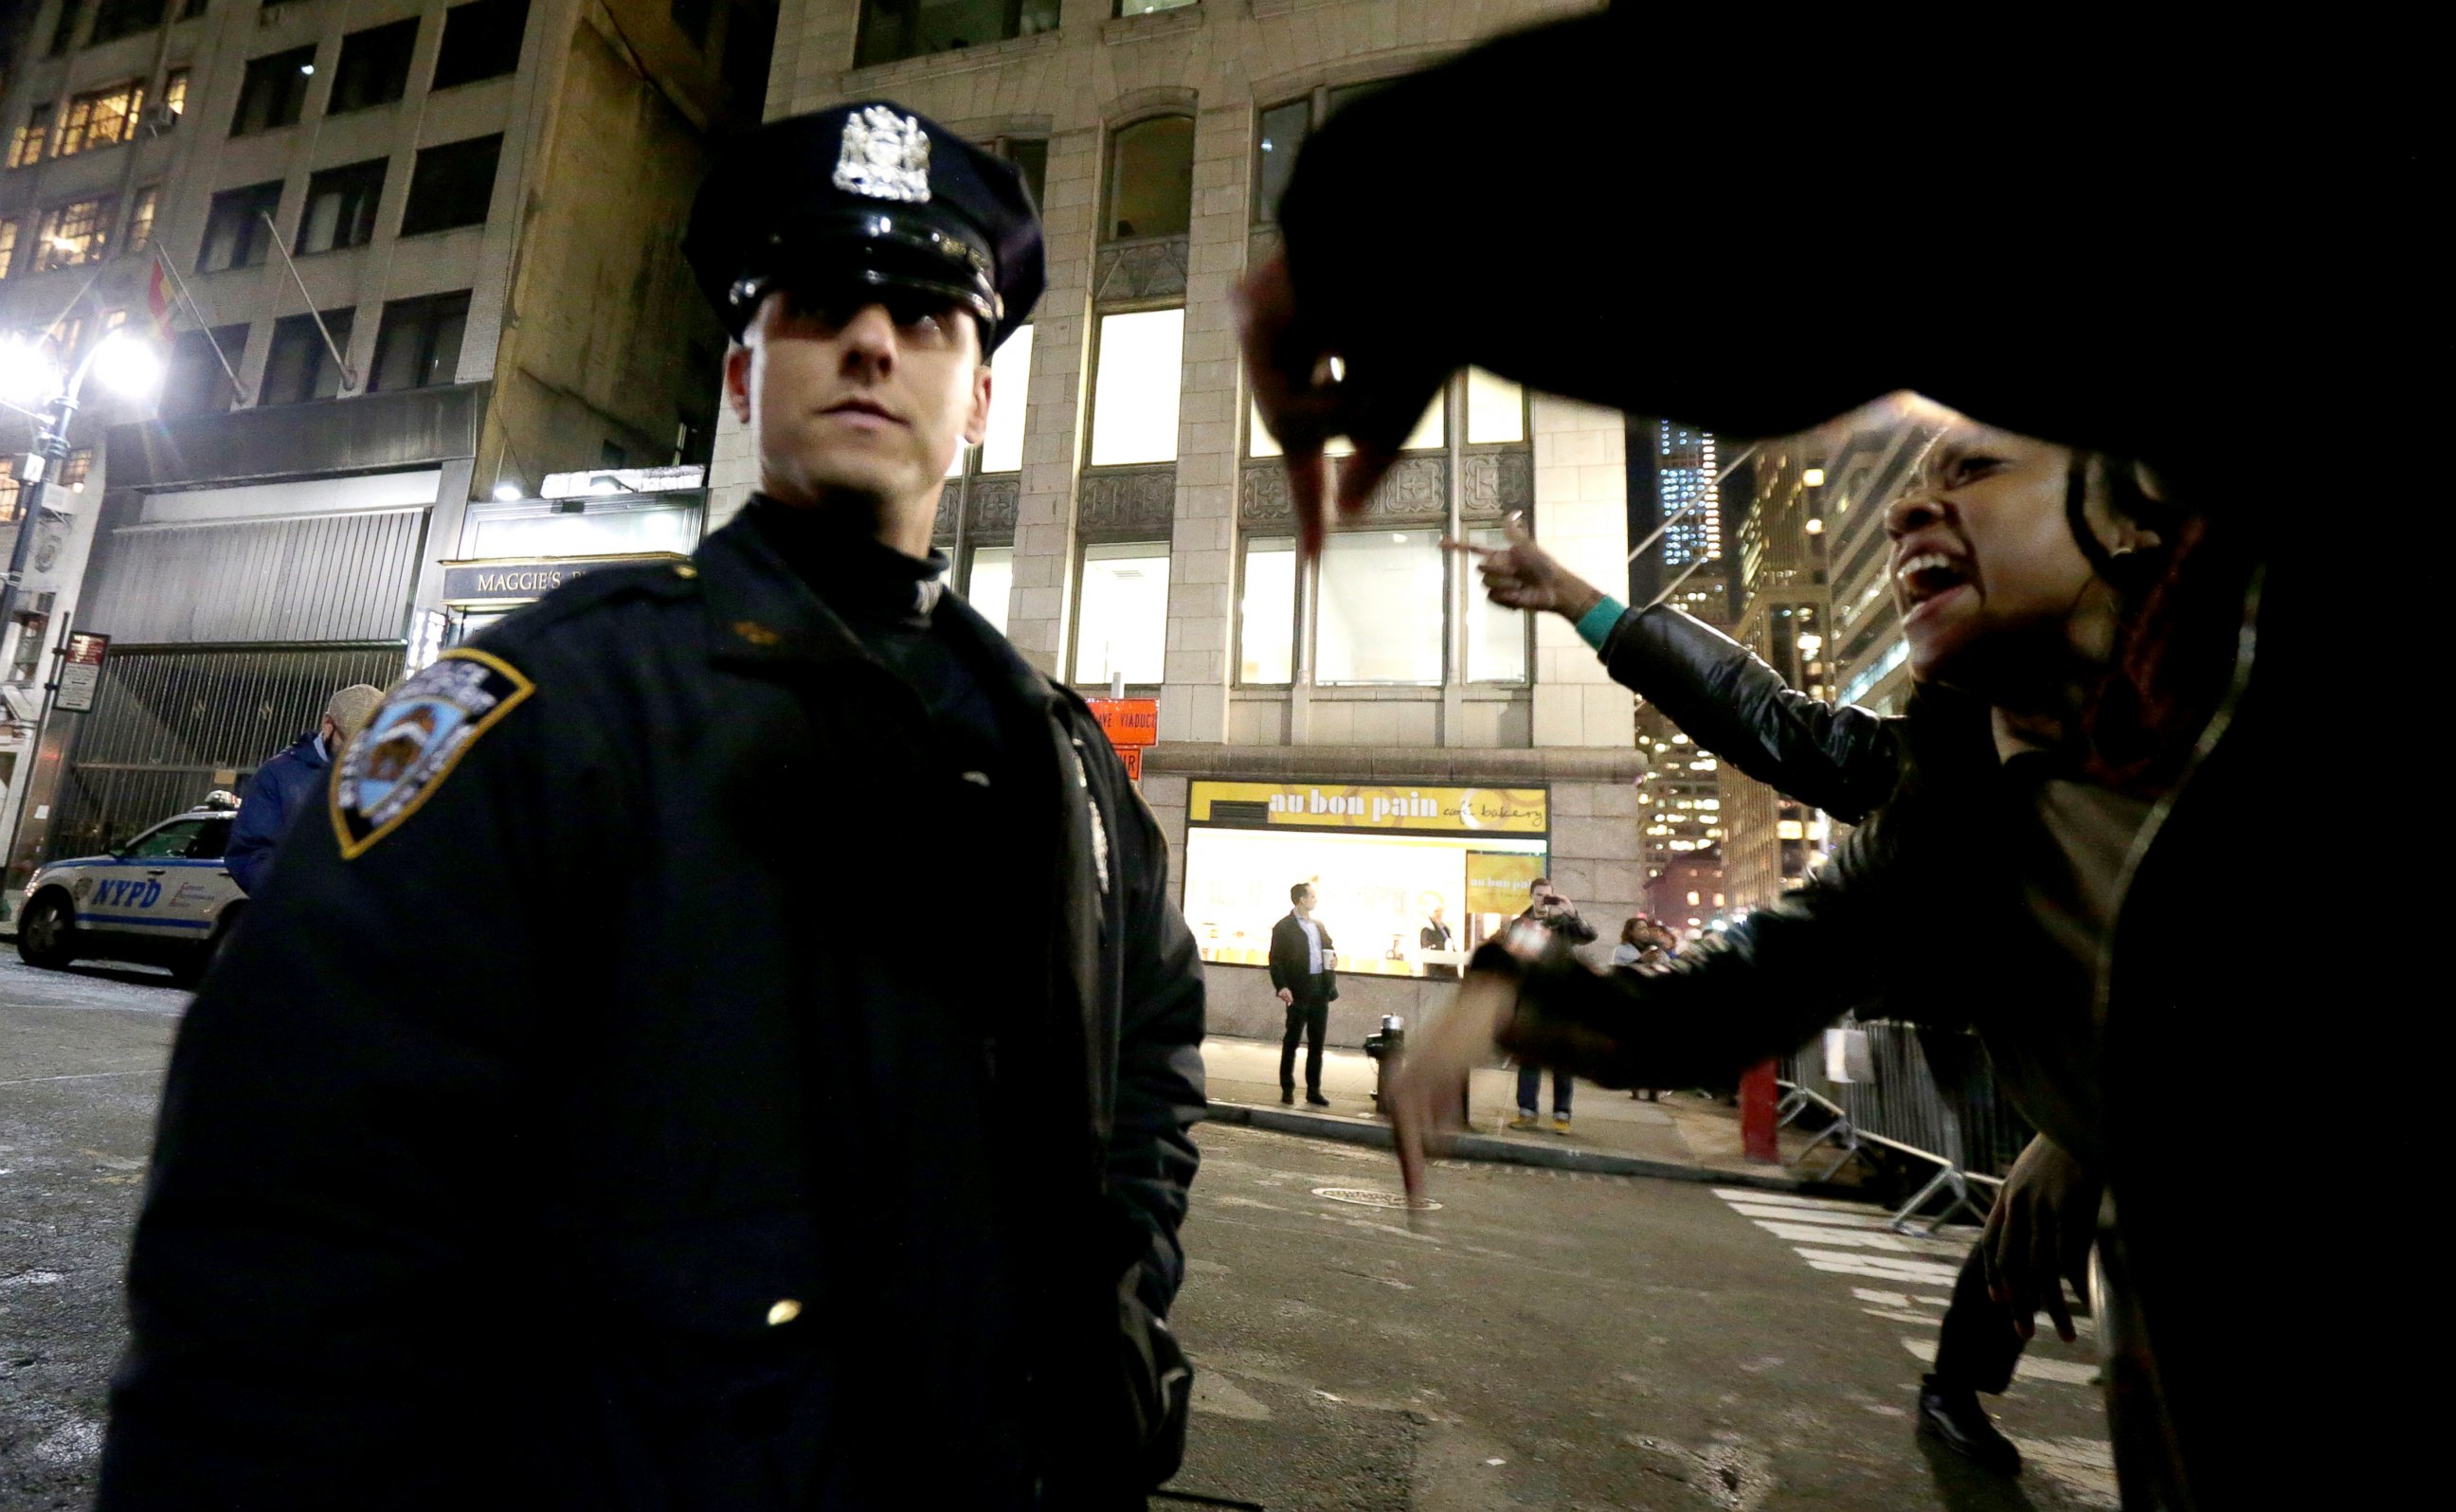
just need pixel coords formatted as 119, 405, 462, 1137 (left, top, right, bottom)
837, 303, 900, 376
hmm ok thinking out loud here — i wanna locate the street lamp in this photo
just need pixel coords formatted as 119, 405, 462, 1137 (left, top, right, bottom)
3, 328, 166, 670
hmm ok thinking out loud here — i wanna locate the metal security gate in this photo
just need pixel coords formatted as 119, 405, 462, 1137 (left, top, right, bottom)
45, 644, 407, 859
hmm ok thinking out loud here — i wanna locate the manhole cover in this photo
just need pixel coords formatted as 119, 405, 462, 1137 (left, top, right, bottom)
1312, 1186, 1440, 1211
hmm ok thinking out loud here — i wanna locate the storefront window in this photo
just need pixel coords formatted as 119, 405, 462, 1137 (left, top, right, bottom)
980, 322, 1033, 473
1074, 541, 1169, 685
1465, 525, 1529, 683
1316, 529, 1442, 685
1180, 781, 1551, 977
1088, 308, 1183, 466
965, 545, 1013, 635
1238, 535, 1296, 684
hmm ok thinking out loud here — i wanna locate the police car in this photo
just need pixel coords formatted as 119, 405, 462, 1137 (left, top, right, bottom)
15, 795, 247, 985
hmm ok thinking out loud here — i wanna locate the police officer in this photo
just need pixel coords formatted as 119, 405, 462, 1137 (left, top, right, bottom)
101, 102, 1206, 1511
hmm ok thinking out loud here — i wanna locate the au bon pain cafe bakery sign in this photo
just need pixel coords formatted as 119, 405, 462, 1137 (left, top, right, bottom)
1188, 782, 1548, 836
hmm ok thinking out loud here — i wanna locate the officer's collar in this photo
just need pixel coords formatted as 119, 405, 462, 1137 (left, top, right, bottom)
742, 495, 947, 625
695, 504, 1060, 711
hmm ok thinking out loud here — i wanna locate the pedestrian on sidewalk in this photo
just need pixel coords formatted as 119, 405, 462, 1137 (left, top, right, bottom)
1269, 881, 1337, 1107
1508, 880, 1591, 1133
223, 684, 383, 895
101, 103, 1206, 1512
1419, 902, 1456, 980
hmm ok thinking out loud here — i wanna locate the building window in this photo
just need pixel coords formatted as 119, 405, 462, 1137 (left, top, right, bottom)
1250, 389, 1442, 458
1087, 308, 1183, 467
196, 180, 282, 272
56, 80, 147, 158
854, 0, 1059, 69
48, 1, 83, 56
1466, 367, 1526, 444
400, 134, 502, 236
1117, 0, 1198, 13
1074, 542, 1170, 686
964, 545, 1013, 635
260, 309, 355, 405
978, 322, 1033, 473
0, 459, 22, 523
230, 46, 317, 136
670, 0, 713, 47
122, 185, 159, 251
1464, 526, 1529, 684
160, 68, 189, 126
9, 103, 55, 168
87, 0, 167, 47
297, 158, 386, 254
330, 19, 419, 114
159, 323, 248, 417
993, 135, 1048, 211
431, 0, 531, 90
1316, 529, 1444, 685
1237, 534, 1296, 684
34, 197, 115, 272
369, 291, 469, 391
1253, 99, 1307, 222
58, 445, 95, 493
1105, 115, 1192, 240
0, 219, 19, 280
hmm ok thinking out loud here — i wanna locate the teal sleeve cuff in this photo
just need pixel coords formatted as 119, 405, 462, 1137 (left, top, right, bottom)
1574, 596, 1628, 652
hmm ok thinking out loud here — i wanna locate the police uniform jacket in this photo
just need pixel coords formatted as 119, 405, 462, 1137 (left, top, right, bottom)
98, 504, 1208, 1510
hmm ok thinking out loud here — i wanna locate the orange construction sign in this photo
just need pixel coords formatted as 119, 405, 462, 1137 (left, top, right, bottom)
1086, 697, 1157, 748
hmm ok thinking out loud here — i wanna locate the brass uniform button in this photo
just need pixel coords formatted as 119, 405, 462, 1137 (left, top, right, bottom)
766, 1299, 802, 1326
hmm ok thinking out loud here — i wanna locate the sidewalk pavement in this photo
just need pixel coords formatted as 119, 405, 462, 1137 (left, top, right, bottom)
1200, 1034, 1810, 1191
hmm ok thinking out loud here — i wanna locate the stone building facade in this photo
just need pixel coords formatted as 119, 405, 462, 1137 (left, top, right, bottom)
714, 0, 1638, 1045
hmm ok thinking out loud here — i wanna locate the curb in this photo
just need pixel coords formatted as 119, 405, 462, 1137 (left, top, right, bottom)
1201, 1100, 1800, 1191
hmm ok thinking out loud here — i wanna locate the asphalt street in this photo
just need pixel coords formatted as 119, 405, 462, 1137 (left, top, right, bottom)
0, 958, 2119, 1510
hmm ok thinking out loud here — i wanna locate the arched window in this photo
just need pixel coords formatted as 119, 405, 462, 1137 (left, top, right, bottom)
1105, 116, 1193, 241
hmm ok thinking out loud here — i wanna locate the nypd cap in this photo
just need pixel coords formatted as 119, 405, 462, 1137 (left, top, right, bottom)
684, 101, 1043, 352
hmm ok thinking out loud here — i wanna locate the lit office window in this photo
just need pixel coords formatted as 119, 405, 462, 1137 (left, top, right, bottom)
965, 545, 1013, 636
122, 186, 159, 252
0, 219, 20, 280
1238, 535, 1296, 684
8, 103, 52, 168
56, 80, 147, 158
1316, 530, 1443, 685
1465, 526, 1529, 683
1105, 116, 1193, 240
979, 322, 1033, 473
1466, 368, 1526, 443
1088, 309, 1183, 466
33, 196, 114, 272
1074, 542, 1170, 685
160, 69, 189, 126
1249, 391, 1442, 459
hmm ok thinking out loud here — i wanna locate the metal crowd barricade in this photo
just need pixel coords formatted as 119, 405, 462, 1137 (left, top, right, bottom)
1779, 1019, 2034, 1235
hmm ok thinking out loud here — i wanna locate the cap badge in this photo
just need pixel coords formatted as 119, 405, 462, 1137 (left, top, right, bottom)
834, 106, 931, 204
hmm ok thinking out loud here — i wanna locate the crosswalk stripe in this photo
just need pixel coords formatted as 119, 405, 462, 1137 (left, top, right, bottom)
1896, 1336, 2100, 1386
1750, 1219, 1973, 1260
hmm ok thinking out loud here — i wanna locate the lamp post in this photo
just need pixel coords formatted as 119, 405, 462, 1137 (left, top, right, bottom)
0, 328, 161, 670
0, 329, 163, 899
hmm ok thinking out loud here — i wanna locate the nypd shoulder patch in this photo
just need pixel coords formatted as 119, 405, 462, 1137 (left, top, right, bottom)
329, 649, 534, 859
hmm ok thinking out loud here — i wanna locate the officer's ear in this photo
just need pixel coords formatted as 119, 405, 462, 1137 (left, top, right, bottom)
962, 346, 993, 447
723, 338, 753, 425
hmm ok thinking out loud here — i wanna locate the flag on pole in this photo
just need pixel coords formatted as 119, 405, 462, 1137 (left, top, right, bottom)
146, 253, 174, 341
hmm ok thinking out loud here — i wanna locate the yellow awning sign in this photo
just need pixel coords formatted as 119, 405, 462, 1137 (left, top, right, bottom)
1189, 782, 1547, 836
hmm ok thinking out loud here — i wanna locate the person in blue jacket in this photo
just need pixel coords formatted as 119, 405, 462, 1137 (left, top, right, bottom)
225, 684, 382, 893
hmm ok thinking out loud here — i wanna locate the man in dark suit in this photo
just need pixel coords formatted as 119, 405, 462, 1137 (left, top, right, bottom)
1268, 881, 1336, 1107
1419, 904, 1457, 981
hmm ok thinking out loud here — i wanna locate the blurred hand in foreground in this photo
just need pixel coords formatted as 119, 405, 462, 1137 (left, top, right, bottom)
1385, 970, 1520, 1206
1234, 247, 1450, 559
1981, 1135, 2103, 1343
1443, 513, 1605, 623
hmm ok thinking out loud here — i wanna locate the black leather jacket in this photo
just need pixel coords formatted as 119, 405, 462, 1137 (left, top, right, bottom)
1598, 604, 1899, 824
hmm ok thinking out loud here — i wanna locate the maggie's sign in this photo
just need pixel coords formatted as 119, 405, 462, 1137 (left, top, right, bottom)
440, 554, 684, 604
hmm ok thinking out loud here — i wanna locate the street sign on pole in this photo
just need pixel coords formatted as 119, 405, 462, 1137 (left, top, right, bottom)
1086, 696, 1157, 784
55, 630, 108, 713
